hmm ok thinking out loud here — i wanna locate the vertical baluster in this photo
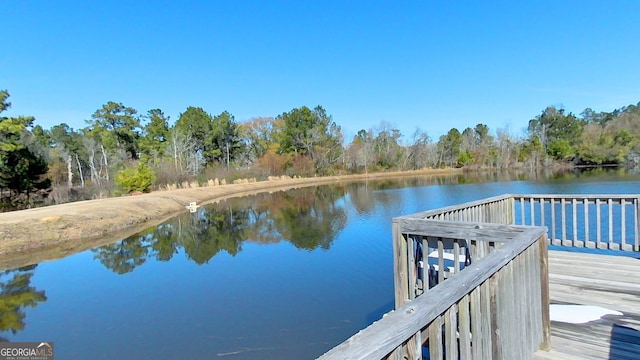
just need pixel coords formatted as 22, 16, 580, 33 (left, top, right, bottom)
470, 287, 482, 360
530, 197, 535, 226
621, 199, 627, 250
609, 198, 614, 249
484, 203, 489, 223
481, 281, 492, 359
445, 305, 458, 360
551, 198, 557, 245
505, 197, 511, 224
635, 198, 640, 251
438, 237, 445, 284
596, 199, 602, 248
540, 197, 545, 227
510, 196, 516, 224
490, 273, 502, 360
572, 199, 578, 247
482, 203, 491, 222
458, 295, 472, 359
408, 235, 416, 300
561, 198, 567, 246
469, 239, 477, 268
520, 197, 525, 225
531, 241, 542, 351
428, 316, 443, 360
407, 330, 422, 360
453, 239, 461, 274
585, 198, 592, 248
422, 236, 430, 290
503, 257, 515, 359
539, 234, 551, 351
516, 248, 525, 356
491, 202, 496, 223
524, 245, 535, 355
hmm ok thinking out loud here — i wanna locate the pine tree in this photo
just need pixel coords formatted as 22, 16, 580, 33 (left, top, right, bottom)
0, 90, 51, 209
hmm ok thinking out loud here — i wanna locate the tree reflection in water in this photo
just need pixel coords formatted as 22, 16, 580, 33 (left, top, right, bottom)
92, 172, 552, 275
92, 185, 348, 274
0, 265, 47, 341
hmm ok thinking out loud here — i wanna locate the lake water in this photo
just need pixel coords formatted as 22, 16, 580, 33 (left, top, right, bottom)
2, 168, 639, 359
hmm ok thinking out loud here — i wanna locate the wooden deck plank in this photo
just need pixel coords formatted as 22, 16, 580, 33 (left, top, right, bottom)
533, 250, 640, 360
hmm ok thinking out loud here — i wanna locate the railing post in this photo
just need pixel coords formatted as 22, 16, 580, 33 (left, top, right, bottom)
538, 233, 551, 351
393, 221, 409, 309
392, 222, 418, 360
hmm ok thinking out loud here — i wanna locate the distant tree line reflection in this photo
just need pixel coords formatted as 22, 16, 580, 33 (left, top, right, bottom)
92, 185, 348, 274
92, 169, 580, 274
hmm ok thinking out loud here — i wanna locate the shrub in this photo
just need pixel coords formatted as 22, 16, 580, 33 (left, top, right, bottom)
115, 164, 156, 193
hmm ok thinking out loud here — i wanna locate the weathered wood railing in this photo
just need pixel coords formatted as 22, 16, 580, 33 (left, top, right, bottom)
414, 194, 514, 225
319, 221, 549, 360
512, 194, 640, 251
408, 194, 640, 252
318, 194, 638, 360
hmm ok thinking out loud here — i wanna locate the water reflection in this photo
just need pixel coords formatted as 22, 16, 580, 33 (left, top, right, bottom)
4, 168, 640, 359
92, 186, 348, 273
92, 168, 623, 275
0, 265, 47, 341
271, 187, 347, 250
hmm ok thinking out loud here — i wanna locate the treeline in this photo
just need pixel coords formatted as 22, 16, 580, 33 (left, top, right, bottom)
1, 88, 639, 210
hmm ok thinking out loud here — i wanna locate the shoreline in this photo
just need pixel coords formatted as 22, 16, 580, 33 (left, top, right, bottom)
0, 168, 462, 270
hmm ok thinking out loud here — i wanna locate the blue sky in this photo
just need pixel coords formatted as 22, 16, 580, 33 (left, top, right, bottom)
3, 1, 640, 142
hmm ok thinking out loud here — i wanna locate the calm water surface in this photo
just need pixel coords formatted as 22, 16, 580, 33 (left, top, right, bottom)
2, 169, 640, 359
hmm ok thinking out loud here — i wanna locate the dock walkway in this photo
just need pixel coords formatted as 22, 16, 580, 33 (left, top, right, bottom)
534, 250, 640, 360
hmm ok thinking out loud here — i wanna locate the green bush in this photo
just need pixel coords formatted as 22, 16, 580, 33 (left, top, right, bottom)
115, 164, 156, 193
547, 139, 574, 161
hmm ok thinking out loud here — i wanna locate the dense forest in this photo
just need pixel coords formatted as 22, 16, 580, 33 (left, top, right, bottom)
1, 88, 639, 210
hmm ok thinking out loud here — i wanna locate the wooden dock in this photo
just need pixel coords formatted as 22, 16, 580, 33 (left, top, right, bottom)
534, 250, 640, 360
319, 194, 640, 360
